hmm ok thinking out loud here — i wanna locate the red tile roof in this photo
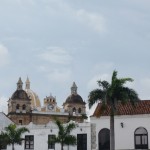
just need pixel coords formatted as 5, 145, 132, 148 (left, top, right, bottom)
92, 100, 150, 117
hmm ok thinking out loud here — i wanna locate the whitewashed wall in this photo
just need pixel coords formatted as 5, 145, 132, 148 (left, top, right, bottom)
0, 112, 12, 130
5, 121, 91, 150
91, 114, 150, 150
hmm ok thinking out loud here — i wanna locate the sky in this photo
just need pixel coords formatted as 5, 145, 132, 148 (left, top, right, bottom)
0, 0, 150, 117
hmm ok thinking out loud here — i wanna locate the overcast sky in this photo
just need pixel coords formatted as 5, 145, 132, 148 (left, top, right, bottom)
0, 0, 150, 116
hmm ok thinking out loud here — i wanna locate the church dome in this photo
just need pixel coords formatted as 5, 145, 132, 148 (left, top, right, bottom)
11, 90, 30, 100
65, 94, 85, 104
25, 77, 41, 108
64, 82, 85, 104
11, 77, 30, 100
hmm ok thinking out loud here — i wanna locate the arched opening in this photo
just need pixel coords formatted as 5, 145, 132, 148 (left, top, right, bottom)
78, 108, 81, 113
73, 107, 76, 113
135, 127, 148, 149
99, 128, 110, 150
22, 104, 26, 110
16, 104, 20, 110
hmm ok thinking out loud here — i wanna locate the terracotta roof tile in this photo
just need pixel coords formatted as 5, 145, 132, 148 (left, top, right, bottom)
92, 100, 150, 117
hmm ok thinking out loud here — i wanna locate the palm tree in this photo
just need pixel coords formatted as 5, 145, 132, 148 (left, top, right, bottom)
0, 132, 8, 150
88, 70, 139, 150
0, 124, 29, 150
49, 119, 77, 150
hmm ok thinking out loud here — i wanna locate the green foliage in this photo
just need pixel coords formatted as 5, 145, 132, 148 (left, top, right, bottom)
0, 132, 8, 149
81, 114, 88, 120
88, 70, 139, 111
0, 124, 29, 150
48, 119, 77, 150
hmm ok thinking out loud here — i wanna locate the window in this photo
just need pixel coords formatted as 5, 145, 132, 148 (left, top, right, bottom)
77, 134, 87, 150
48, 135, 55, 149
22, 104, 26, 110
25, 135, 34, 149
78, 108, 81, 113
16, 104, 20, 109
73, 107, 76, 113
19, 120, 22, 125
135, 127, 148, 149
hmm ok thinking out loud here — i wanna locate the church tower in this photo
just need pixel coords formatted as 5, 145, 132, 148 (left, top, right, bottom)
63, 82, 86, 116
7, 77, 31, 125
25, 77, 41, 110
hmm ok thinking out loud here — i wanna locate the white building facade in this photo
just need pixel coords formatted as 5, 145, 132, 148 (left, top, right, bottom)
1, 121, 91, 150
91, 100, 150, 150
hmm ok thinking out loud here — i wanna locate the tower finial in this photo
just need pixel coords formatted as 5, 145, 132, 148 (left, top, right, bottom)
17, 77, 23, 90
71, 82, 77, 94
25, 76, 30, 89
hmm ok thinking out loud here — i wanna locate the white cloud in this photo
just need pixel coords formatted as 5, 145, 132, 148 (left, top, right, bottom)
0, 96, 8, 114
140, 78, 150, 88
39, 47, 72, 65
76, 9, 105, 33
87, 73, 110, 91
93, 62, 114, 74
137, 78, 150, 99
46, 69, 72, 83
0, 44, 9, 67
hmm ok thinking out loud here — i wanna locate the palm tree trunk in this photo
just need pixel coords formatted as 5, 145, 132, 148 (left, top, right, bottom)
110, 113, 115, 150
12, 143, 15, 150
61, 143, 64, 150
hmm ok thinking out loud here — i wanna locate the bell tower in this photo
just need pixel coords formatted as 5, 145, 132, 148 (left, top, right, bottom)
7, 77, 31, 125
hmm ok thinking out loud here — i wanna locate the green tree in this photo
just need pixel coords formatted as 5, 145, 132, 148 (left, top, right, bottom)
49, 119, 77, 150
0, 132, 8, 150
0, 124, 29, 150
88, 70, 139, 150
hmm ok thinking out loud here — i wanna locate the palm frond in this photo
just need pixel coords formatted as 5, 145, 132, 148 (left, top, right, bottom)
53, 119, 77, 148
97, 80, 110, 90
2, 124, 29, 146
64, 135, 77, 145
111, 70, 117, 83
65, 123, 76, 134
88, 89, 105, 108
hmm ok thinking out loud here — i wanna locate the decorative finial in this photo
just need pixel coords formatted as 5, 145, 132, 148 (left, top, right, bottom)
25, 76, 30, 89
71, 82, 77, 94
17, 77, 23, 90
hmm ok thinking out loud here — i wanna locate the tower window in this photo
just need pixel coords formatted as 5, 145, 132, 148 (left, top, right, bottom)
22, 104, 26, 110
16, 104, 20, 110
19, 120, 22, 125
73, 107, 76, 113
78, 108, 82, 113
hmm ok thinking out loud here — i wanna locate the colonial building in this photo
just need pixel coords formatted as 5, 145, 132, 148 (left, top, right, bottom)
0, 120, 91, 150
7, 78, 86, 125
91, 100, 150, 150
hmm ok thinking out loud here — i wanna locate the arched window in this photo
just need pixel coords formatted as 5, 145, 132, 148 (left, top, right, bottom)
98, 128, 110, 150
135, 127, 148, 149
73, 107, 76, 113
78, 108, 81, 113
16, 104, 20, 110
22, 104, 26, 110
